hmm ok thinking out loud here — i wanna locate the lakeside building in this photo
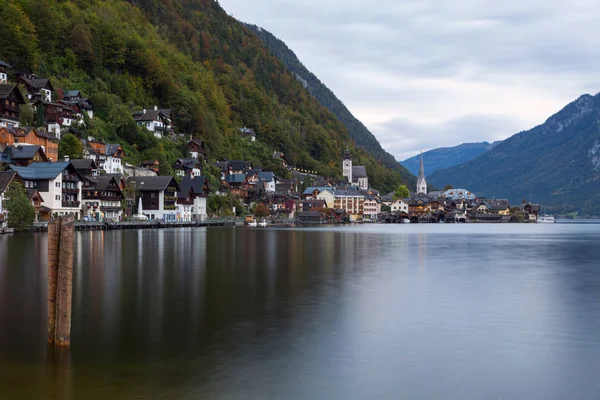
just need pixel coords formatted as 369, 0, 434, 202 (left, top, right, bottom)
82, 175, 125, 221
177, 175, 210, 221
10, 161, 84, 220
126, 176, 179, 221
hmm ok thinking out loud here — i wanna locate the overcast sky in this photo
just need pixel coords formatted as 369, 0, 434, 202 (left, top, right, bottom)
219, 0, 600, 161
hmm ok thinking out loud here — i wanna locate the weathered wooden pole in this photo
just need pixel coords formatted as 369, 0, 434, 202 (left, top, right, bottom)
47, 219, 61, 344
54, 217, 75, 346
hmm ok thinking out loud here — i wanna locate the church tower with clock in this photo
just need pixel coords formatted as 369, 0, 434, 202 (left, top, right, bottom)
343, 149, 353, 184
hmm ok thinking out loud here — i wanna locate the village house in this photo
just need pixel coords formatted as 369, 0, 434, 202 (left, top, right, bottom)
132, 106, 173, 139
141, 160, 160, 174
81, 175, 125, 221
272, 151, 287, 167
521, 203, 540, 221
333, 189, 365, 220
363, 196, 381, 219
10, 161, 84, 220
239, 127, 256, 141
302, 187, 335, 209
258, 171, 277, 192
390, 199, 409, 213
70, 158, 99, 177
177, 175, 210, 221
126, 176, 179, 221
187, 138, 207, 160
62, 90, 94, 119
33, 100, 82, 138
172, 158, 202, 177
16, 73, 54, 102
0, 60, 10, 84
224, 173, 248, 198
0, 126, 59, 161
104, 144, 125, 174
0, 84, 26, 129
2, 144, 48, 166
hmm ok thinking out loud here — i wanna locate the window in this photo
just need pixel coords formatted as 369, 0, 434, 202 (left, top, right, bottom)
56, 181, 61, 188
55, 195, 60, 201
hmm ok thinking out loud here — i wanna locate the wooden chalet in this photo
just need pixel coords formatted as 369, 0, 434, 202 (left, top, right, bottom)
0, 84, 26, 128
187, 138, 207, 160
1, 144, 48, 166
0, 127, 59, 161
142, 160, 160, 174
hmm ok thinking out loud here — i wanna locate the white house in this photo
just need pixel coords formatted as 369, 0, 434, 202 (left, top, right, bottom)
177, 175, 210, 221
103, 144, 125, 174
132, 106, 173, 139
10, 162, 84, 219
258, 171, 277, 192
0, 60, 10, 84
390, 199, 409, 213
302, 187, 335, 209
126, 176, 179, 221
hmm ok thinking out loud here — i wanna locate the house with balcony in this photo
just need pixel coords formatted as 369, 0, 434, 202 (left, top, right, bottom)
333, 189, 365, 220
187, 138, 207, 160
70, 158, 99, 177
126, 176, 179, 221
82, 176, 125, 221
363, 196, 381, 219
0, 60, 11, 84
62, 90, 94, 119
0, 84, 26, 129
132, 106, 173, 139
9, 161, 84, 219
17, 74, 54, 102
177, 175, 210, 221
172, 158, 202, 177
0, 126, 59, 161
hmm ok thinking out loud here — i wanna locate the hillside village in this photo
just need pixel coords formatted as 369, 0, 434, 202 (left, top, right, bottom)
0, 60, 542, 230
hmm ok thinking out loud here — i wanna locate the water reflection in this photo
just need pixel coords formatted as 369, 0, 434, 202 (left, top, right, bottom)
0, 225, 600, 399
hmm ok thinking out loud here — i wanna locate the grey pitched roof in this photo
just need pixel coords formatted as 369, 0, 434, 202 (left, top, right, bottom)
229, 160, 251, 172
2, 145, 43, 160
0, 84, 25, 102
352, 166, 367, 178
0, 60, 11, 69
225, 173, 246, 183
333, 189, 365, 197
0, 171, 18, 192
173, 158, 199, 170
126, 176, 178, 191
258, 171, 275, 182
132, 108, 171, 122
26, 188, 43, 202
70, 158, 97, 170
93, 176, 122, 192
63, 90, 80, 98
10, 162, 75, 180
105, 144, 122, 156
178, 176, 207, 198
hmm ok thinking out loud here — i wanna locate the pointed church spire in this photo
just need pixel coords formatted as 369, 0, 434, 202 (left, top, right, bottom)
416, 151, 427, 194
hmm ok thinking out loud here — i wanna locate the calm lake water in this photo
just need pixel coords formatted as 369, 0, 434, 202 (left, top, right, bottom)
1, 224, 600, 399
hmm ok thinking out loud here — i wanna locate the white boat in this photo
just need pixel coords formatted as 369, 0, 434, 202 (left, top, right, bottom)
258, 220, 268, 227
248, 220, 257, 227
538, 214, 555, 223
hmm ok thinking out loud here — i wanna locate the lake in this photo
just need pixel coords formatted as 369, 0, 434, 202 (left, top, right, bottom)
1, 224, 600, 399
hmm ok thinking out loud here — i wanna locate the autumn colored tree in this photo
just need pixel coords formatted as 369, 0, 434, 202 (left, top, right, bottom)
255, 203, 271, 218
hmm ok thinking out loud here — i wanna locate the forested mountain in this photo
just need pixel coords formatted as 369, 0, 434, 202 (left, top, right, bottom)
402, 141, 501, 176
0, 0, 406, 192
429, 94, 600, 215
244, 23, 417, 189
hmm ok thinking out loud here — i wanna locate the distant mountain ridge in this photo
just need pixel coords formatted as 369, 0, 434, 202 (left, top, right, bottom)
402, 141, 501, 176
428, 94, 600, 215
244, 23, 417, 189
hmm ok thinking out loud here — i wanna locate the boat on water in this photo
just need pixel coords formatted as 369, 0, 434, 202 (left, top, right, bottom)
538, 214, 556, 223
247, 220, 258, 227
258, 220, 268, 227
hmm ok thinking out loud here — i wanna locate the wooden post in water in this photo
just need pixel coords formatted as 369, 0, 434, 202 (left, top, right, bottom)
54, 217, 75, 346
47, 220, 61, 344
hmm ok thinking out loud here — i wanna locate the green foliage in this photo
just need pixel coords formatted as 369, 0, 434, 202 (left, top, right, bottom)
0, 0, 407, 193
58, 134, 83, 159
443, 184, 454, 191
393, 185, 410, 200
381, 204, 391, 212
19, 105, 34, 126
4, 181, 35, 230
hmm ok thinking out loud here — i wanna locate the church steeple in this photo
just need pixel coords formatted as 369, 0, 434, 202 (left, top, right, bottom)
342, 149, 353, 184
416, 151, 427, 194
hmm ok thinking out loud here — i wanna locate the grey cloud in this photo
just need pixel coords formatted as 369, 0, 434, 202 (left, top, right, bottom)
375, 114, 524, 161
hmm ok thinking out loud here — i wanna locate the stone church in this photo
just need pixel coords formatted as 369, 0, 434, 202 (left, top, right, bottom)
342, 150, 369, 190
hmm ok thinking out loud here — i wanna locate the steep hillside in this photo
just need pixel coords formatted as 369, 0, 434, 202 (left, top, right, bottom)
244, 23, 417, 189
402, 141, 501, 176
0, 0, 406, 192
429, 94, 600, 215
